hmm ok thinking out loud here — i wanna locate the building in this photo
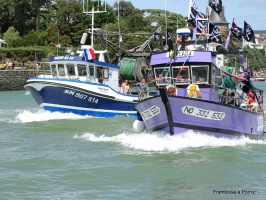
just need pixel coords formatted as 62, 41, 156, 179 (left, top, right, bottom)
208, 2, 265, 50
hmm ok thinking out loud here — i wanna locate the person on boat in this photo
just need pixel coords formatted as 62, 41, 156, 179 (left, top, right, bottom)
228, 92, 238, 106
122, 80, 131, 94
220, 89, 230, 104
247, 92, 255, 104
156, 74, 164, 83
136, 79, 149, 100
236, 84, 249, 104
247, 92, 256, 111
258, 91, 263, 104
176, 69, 189, 83
118, 77, 123, 92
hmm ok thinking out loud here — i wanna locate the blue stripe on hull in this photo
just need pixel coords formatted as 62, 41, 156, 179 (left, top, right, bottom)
43, 105, 137, 118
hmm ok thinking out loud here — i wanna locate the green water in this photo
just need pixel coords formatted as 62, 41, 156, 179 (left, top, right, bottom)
1, 82, 266, 199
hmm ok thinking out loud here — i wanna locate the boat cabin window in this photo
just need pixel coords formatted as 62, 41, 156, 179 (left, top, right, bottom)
154, 67, 171, 85
211, 65, 220, 86
51, 64, 57, 75
103, 68, 109, 79
77, 64, 87, 76
191, 65, 209, 83
66, 64, 75, 75
173, 66, 190, 84
97, 67, 103, 79
58, 64, 65, 76
88, 65, 94, 77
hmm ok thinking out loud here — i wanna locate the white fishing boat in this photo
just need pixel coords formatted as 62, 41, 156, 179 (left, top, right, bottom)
25, 0, 139, 117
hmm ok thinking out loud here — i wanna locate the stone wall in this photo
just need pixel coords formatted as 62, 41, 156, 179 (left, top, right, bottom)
0, 70, 42, 91
0, 69, 155, 91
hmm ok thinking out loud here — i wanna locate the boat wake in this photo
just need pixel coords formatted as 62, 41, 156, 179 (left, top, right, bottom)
14, 109, 93, 123
74, 130, 266, 152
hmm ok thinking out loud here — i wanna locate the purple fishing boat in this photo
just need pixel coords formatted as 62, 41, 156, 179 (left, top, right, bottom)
133, 26, 265, 140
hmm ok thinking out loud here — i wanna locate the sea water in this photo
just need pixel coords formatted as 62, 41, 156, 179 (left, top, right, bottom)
1, 83, 266, 199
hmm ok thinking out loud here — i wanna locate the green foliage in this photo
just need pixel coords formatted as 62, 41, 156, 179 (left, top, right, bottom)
1, 47, 46, 62
22, 31, 43, 46
0, 0, 264, 71
3, 27, 21, 47
246, 48, 266, 70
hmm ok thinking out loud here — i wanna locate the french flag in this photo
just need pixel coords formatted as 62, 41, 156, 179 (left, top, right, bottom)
84, 47, 96, 61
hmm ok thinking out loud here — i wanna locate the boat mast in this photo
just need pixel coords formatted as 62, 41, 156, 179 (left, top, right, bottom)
82, 0, 106, 48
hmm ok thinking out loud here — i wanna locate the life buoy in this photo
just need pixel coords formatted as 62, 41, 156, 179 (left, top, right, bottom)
186, 84, 201, 98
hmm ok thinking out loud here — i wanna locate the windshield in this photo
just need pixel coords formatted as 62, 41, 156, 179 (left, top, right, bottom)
191, 65, 209, 84
154, 67, 171, 85
173, 66, 190, 84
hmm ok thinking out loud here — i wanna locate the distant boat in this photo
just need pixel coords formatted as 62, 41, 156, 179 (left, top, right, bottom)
251, 77, 266, 82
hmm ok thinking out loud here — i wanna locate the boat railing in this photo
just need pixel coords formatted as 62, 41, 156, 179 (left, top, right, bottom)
164, 86, 263, 113
155, 77, 208, 86
137, 89, 154, 101
163, 85, 216, 99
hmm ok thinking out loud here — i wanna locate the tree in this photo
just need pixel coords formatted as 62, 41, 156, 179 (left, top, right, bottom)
0, 0, 13, 35
3, 26, 20, 47
30, 0, 52, 32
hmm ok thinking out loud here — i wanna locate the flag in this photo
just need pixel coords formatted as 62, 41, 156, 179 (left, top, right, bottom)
119, 34, 122, 43
240, 54, 248, 71
230, 20, 243, 40
188, 7, 206, 33
208, 23, 222, 44
167, 28, 173, 51
243, 21, 255, 43
208, 0, 222, 17
84, 47, 96, 61
54, 43, 60, 48
192, 14, 198, 40
181, 66, 187, 71
224, 32, 231, 49
188, 0, 198, 21
150, 26, 162, 41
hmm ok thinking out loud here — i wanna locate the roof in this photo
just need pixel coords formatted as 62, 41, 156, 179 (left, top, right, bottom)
209, 7, 229, 27
254, 30, 266, 34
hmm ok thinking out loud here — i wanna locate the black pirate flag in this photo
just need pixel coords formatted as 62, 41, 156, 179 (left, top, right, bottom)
209, 0, 223, 17
208, 23, 222, 44
230, 20, 243, 40
243, 21, 255, 43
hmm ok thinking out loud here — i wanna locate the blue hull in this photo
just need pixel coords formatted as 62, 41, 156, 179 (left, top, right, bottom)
25, 80, 138, 118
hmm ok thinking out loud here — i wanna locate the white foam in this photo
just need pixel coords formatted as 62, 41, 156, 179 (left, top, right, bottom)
15, 109, 92, 123
75, 130, 266, 152
24, 91, 30, 95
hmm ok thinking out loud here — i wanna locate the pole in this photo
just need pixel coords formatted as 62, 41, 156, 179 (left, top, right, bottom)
57, 31, 59, 56
118, 0, 121, 49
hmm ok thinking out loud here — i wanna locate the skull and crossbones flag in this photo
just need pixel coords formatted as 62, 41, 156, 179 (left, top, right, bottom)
243, 21, 255, 43
230, 20, 243, 40
208, 23, 222, 44
208, 0, 222, 17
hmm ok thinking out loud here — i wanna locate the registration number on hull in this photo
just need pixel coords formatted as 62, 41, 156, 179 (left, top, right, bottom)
140, 105, 160, 121
181, 105, 225, 121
